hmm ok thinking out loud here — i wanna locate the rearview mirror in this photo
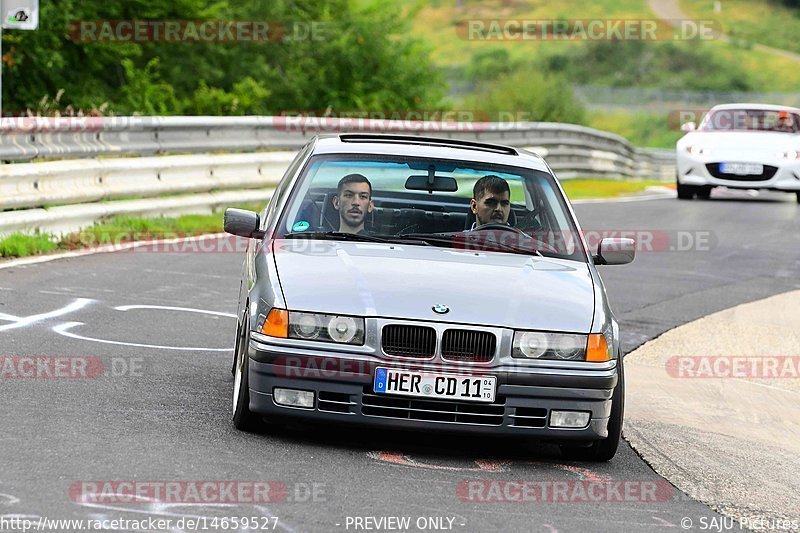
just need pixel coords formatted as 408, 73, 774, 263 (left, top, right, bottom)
594, 238, 635, 266
224, 208, 265, 239
681, 121, 696, 132
405, 175, 458, 192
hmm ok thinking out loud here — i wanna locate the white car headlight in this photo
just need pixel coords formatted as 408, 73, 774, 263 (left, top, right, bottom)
782, 150, 800, 159
512, 331, 588, 361
288, 312, 365, 345
327, 316, 359, 343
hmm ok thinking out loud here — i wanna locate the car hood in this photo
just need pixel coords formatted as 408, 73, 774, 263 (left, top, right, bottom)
272, 240, 595, 332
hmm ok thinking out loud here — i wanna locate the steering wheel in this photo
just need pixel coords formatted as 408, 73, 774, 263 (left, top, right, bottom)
471, 223, 529, 236
469, 223, 560, 255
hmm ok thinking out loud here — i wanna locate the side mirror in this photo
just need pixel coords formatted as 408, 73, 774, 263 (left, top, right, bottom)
594, 238, 635, 266
681, 121, 696, 132
224, 208, 265, 239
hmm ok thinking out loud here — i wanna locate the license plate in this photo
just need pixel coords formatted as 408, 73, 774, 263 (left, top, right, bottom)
373, 367, 496, 403
720, 162, 763, 175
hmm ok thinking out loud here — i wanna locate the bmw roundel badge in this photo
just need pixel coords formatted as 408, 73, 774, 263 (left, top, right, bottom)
432, 304, 450, 315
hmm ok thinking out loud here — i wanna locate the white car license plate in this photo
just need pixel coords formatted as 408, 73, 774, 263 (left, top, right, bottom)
720, 162, 763, 175
373, 367, 496, 403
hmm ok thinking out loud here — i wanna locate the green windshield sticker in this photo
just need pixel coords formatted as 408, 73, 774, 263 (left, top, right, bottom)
292, 221, 310, 232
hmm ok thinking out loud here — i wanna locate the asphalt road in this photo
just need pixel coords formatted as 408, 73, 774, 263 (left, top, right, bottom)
1, 189, 798, 533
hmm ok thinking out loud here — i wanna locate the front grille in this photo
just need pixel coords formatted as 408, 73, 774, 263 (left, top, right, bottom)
441, 329, 496, 362
706, 163, 778, 181
382, 325, 436, 358
510, 406, 548, 428
362, 391, 505, 425
318, 391, 356, 414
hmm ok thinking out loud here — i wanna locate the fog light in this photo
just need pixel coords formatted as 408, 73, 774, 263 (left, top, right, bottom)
273, 388, 314, 409
550, 410, 590, 429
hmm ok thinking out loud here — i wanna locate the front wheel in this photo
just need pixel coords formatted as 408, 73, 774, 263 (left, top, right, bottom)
232, 313, 260, 431
676, 182, 695, 200
559, 354, 625, 462
696, 186, 712, 200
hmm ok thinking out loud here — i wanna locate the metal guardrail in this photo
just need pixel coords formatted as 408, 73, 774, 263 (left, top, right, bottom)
0, 116, 676, 236
0, 116, 672, 170
0, 151, 294, 211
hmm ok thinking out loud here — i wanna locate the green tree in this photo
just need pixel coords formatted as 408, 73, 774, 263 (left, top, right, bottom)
1, 0, 444, 115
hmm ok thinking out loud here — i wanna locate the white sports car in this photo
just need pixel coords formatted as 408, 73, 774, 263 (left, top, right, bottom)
676, 103, 800, 202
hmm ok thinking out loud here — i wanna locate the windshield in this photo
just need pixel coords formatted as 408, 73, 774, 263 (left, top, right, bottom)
275, 154, 587, 262
700, 109, 800, 133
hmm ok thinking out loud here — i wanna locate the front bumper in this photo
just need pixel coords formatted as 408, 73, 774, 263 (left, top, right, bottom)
677, 154, 800, 191
247, 338, 618, 441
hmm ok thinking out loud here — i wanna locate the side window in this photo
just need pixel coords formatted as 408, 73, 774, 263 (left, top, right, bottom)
261, 142, 313, 229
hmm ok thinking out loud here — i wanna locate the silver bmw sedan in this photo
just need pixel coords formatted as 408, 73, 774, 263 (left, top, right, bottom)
224, 133, 635, 462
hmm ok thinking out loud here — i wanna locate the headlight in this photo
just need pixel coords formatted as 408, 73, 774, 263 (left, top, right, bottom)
512, 331, 588, 361
288, 312, 364, 345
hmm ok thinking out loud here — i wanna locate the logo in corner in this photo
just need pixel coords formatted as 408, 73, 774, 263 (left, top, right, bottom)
10, 9, 29, 22
432, 304, 449, 315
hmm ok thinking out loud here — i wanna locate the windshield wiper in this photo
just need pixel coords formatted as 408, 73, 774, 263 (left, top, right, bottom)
284, 232, 430, 246
475, 238, 544, 257
395, 233, 457, 248
401, 233, 543, 256
285, 231, 391, 243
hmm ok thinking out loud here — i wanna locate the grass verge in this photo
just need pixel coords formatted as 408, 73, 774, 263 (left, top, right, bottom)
0, 203, 264, 259
560, 179, 666, 200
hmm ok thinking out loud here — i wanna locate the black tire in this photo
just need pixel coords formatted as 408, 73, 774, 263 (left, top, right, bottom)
696, 186, 712, 200
796, 192, 800, 204
232, 312, 260, 431
676, 183, 695, 200
559, 354, 625, 462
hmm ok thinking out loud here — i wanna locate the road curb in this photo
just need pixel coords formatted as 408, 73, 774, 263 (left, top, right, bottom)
624, 290, 800, 525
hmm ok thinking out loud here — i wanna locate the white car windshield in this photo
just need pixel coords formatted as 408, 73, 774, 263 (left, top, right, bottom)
701, 109, 800, 133
276, 154, 588, 262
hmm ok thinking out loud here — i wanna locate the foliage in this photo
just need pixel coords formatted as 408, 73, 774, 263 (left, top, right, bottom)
552, 40, 753, 92
588, 111, 683, 149
466, 67, 587, 124
1, 0, 444, 115
0, 233, 57, 257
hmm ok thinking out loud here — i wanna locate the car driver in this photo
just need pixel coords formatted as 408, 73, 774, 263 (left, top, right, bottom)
468, 175, 511, 231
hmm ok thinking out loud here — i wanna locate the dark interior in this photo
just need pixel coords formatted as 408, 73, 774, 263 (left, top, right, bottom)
294, 189, 534, 235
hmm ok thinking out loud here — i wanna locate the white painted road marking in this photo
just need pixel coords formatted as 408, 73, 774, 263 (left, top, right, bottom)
0, 299, 93, 333
53, 322, 232, 352
114, 305, 236, 318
